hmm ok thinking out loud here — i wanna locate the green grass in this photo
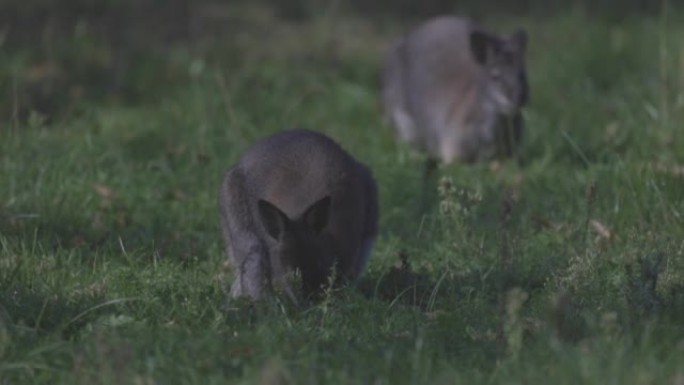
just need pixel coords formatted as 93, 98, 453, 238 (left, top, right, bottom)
2, 7, 684, 384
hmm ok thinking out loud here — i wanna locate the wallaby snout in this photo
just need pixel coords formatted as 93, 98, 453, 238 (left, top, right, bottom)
219, 129, 379, 300
382, 15, 529, 164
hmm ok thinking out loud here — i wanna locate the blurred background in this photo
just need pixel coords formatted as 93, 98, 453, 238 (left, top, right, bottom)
0, 0, 675, 126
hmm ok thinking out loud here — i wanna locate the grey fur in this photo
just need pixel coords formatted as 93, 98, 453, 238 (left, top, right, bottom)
219, 129, 379, 300
382, 16, 529, 163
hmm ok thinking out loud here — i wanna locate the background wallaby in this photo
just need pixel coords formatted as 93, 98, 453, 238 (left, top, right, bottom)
219, 129, 379, 301
382, 15, 529, 165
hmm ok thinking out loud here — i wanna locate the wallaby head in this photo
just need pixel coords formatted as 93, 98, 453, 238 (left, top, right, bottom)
469, 28, 528, 115
257, 196, 335, 294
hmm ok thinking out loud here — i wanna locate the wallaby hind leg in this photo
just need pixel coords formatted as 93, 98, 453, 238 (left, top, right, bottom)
497, 113, 524, 164
229, 247, 268, 299
219, 169, 270, 299
355, 163, 379, 277
418, 157, 439, 214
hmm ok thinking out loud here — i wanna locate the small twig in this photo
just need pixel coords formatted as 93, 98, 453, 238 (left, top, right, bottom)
584, 180, 597, 250
496, 188, 516, 363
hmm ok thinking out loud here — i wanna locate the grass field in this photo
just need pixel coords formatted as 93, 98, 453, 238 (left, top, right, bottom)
2, 4, 684, 384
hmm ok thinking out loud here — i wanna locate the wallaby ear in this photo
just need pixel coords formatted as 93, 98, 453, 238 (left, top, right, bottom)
519, 71, 530, 105
258, 199, 289, 240
511, 29, 528, 52
302, 196, 331, 234
469, 30, 501, 65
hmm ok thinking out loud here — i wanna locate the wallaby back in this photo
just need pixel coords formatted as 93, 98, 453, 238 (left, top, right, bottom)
219, 129, 378, 300
382, 16, 529, 163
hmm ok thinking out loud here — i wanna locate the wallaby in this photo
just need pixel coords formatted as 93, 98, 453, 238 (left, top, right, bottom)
218, 129, 379, 301
382, 16, 529, 165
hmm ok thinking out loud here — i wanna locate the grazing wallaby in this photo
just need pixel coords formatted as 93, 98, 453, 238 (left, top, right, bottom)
382, 16, 529, 165
219, 129, 379, 301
